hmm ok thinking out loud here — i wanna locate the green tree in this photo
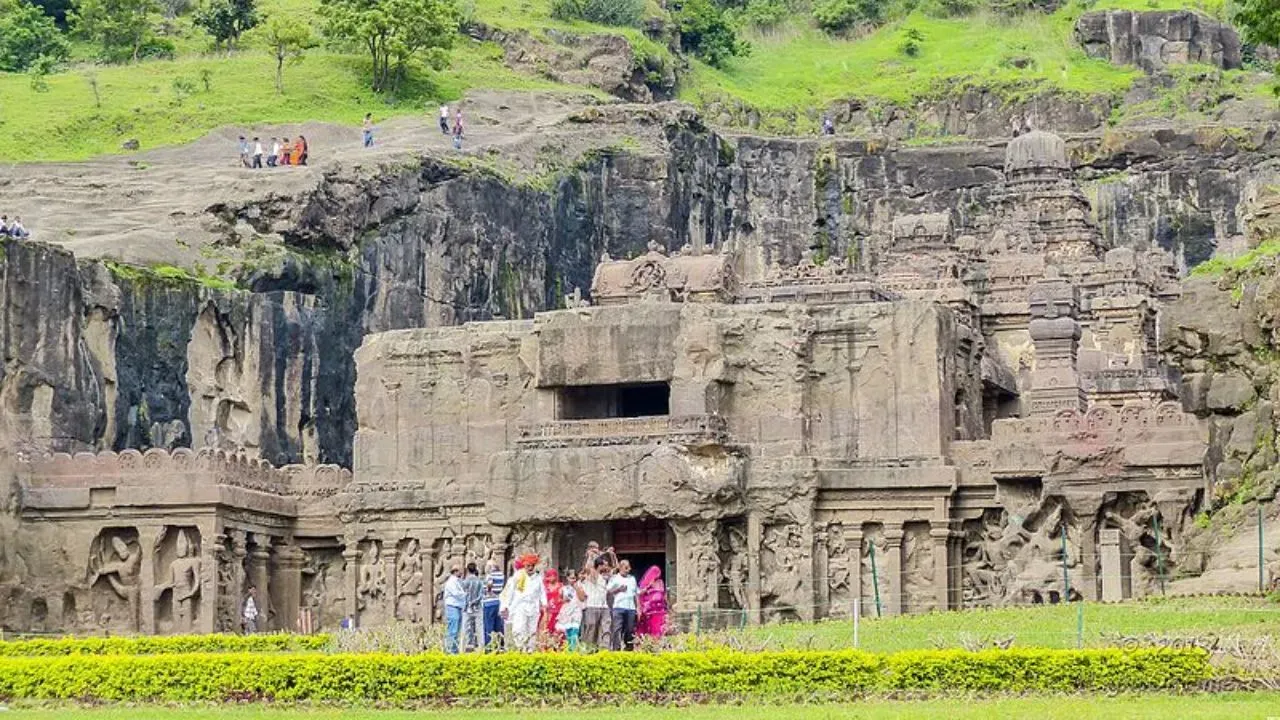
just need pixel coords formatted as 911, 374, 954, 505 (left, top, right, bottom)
1237, 0, 1280, 47
254, 15, 316, 93
70, 0, 158, 62
319, 0, 459, 93
672, 0, 748, 68
194, 0, 258, 51
0, 0, 70, 72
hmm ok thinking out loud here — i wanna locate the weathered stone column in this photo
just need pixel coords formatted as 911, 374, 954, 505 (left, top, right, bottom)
383, 542, 400, 624
1100, 529, 1124, 602
230, 531, 249, 632
139, 524, 162, 634
813, 527, 830, 619
746, 512, 763, 625
272, 544, 304, 633
341, 543, 360, 626
248, 542, 272, 630
883, 526, 903, 616
948, 534, 965, 609
930, 528, 952, 612
200, 531, 222, 635
845, 527, 863, 618
1027, 278, 1087, 416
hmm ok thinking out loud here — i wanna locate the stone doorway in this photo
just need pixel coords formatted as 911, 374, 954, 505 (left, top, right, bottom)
611, 518, 672, 591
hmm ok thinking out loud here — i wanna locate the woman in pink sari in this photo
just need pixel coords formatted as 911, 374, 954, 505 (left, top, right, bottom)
636, 566, 667, 638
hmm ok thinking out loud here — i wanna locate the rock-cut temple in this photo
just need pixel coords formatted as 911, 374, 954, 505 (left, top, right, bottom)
2, 130, 1209, 634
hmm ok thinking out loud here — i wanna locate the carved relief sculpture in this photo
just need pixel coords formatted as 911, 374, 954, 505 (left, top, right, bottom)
154, 528, 202, 633
395, 538, 426, 622
86, 528, 142, 632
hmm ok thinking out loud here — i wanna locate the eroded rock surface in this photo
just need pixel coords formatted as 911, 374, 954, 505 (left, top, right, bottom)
1076, 10, 1242, 73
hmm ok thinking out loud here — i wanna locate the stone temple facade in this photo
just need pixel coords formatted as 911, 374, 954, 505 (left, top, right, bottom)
1, 130, 1210, 633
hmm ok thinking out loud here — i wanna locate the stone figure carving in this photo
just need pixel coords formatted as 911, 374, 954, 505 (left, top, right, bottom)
961, 511, 1014, 607
356, 541, 386, 612
86, 528, 142, 631
719, 525, 748, 610
395, 538, 425, 623
901, 524, 934, 613
761, 525, 805, 617
676, 522, 719, 604
213, 532, 246, 633
154, 528, 202, 632
826, 524, 853, 612
1102, 494, 1174, 597
88, 532, 141, 600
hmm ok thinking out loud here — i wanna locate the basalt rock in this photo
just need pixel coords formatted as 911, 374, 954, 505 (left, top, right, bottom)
1076, 9, 1242, 73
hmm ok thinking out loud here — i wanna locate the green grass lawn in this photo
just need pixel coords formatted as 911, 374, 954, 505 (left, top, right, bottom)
4, 694, 1280, 719
714, 596, 1280, 652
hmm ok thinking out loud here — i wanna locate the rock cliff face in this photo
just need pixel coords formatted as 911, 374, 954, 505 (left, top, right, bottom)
4, 109, 1280, 470
1076, 10, 1242, 73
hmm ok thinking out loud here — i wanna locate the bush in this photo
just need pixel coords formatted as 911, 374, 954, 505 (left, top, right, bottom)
0, 633, 332, 656
673, 0, 749, 68
550, 0, 644, 26
0, 0, 71, 72
741, 0, 787, 30
813, 0, 883, 33
0, 648, 1212, 701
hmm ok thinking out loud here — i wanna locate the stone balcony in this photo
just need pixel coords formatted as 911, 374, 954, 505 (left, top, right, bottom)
515, 414, 730, 449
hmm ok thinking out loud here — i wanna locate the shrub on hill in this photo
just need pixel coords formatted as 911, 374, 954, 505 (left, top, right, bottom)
0, 0, 70, 72
550, 0, 646, 27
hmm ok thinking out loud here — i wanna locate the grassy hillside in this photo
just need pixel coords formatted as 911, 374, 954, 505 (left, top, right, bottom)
0, 0, 1259, 162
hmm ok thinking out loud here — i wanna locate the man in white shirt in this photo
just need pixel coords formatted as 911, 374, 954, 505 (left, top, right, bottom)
252, 138, 264, 169
498, 555, 544, 652
441, 564, 466, 654
439, 104, 449, 134
606, 559, 638, 651
579, 556, 610, 649
268, 138, 281, 167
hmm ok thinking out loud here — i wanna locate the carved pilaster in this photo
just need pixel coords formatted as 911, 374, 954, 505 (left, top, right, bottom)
930, 528, 952, 612
883, 526, 903, 617
845, 527, 863, 617
746, 512, 763, 625
272, 544, 305, 632
341, 544, 360, 626
1027, 278, 1086, 416
248, 543, 271, 631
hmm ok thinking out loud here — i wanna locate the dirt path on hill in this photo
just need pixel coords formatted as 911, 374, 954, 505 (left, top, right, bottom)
0, 91, 657, 269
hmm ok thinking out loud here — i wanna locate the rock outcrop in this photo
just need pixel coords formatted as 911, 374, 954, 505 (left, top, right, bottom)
1076, 10, 1242, 73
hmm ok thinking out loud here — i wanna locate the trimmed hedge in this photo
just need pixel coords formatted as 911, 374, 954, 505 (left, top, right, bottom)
0, 648, 1211, 701
0, 633, 332, 656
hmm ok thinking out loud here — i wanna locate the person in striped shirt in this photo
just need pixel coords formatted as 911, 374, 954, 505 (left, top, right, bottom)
482, 559, 506, 650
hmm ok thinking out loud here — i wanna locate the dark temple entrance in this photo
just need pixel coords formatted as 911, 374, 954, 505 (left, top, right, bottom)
611, 518, 671, 589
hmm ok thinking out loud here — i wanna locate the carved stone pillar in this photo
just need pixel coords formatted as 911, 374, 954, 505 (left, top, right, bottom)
948, 534, 965, 610
139, 524, 162, 634
930, 528, 952, 612
229, 531, 249, 632
1027, 278, 1086, 416
814, 527, 830, 619
382, 543, 400, 625
198, 531, 220, 635
883, 526, 903, 617
845, 527, 863, 617
341, 544, 360, 626
1100, 529, 1125, 602
746, 512, 763, 625
671, 519, 717, 616
272, 544, 305, 633
248, 542, 272, 631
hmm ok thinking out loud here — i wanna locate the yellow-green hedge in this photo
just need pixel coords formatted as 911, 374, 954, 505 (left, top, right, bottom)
0, 633, 331, 656
0, 648, 1211, 701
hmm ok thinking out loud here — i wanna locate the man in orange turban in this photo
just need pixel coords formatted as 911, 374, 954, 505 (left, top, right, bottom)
499, 553, 544, 651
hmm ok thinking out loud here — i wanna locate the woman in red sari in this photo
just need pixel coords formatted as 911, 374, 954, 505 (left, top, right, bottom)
540, 568, 566, 647
636, 566, 667, 639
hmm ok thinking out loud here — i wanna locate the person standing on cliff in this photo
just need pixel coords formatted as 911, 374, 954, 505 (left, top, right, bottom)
439, 104, 450, 134
363, 113, 375, 147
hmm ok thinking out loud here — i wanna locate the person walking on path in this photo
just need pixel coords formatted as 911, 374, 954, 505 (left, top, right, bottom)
439, 104, 450, 134
557, 574, 586, 652
362, 113, 375, 148
607, 559, 639, 651
242, 586, 260, 634
252, 138, 264, 169
452, 116, 463, 150
238, 136, 250, 167
442, 564, 466, 654
482, 559, 505, 650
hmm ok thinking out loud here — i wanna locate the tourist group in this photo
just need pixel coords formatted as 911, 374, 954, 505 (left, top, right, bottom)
239, 135, 308, 168
0, 215, 30, 239
439, 542, 667, 654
